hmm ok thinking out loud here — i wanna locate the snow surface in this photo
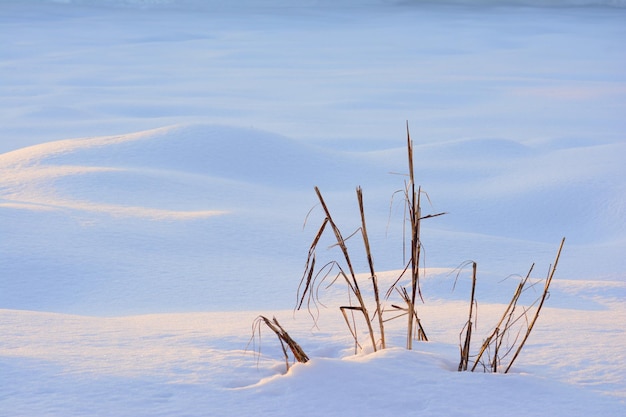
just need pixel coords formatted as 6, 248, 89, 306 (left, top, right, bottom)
1, 0, 625, 416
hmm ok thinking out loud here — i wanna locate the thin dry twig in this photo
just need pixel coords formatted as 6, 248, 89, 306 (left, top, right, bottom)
458, 261, 477, 371
253, 315, 309, 372
471, 264, 535, 372
505, 237, 565, 373
297, 187, 379, 352
357, 186, 386, 349
471, 263, 534, 372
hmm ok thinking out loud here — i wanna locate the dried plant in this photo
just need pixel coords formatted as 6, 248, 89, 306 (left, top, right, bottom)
296, 186, 379, 352
504, 237, 565, 373
385, 125, 445, 349
471, 265, 534, 372
251, 315, 309, 372
252, 122, 565, 374
466, 237, 565, 373
457, 261, 478, 371
357, 186, 386, 349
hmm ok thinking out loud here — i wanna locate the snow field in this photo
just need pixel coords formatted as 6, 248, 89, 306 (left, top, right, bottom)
1, 0, 625, 415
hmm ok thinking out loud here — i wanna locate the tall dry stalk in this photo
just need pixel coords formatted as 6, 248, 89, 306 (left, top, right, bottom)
295, 217, 329, 317
395, 124, 445, 349
316, 186, 378, 351
458, 261, 477, 371
296, 187, 379, 352
406, 125, 421, 350
471, 264, 534, 372
504, 237, 565, 373
357, 186, 386, 349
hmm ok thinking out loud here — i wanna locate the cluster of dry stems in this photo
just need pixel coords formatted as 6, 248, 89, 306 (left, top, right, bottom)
252, 124, 565, 373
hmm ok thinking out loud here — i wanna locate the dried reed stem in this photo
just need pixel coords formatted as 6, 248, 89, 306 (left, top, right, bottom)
296, 217, 329, 313
256, 315, 309, 371
406, 124, 421, 350
458, 261, 477, 371
504, 237, 565, 373
357, 186, 386, 349
314, 186, 378, 352
471, 264, 534, 372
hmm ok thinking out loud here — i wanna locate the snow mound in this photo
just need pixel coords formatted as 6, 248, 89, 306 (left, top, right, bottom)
1, 124, 624, 314
0, 124, 367, 219
2, 307, 624, 416
241, 347, 624, 416
0, 125, 380, 314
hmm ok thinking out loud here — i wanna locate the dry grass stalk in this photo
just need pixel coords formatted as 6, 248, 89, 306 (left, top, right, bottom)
296, 186, 379, 352
253, 315, 309, 372
357, 186, 386, 349
317, 187, 377, 351
458, 261, 477, 371
406, 124, 421, 350
296, 217, 329, 316
471, 264, 534, 372
401, 125, 446, 349
383, 125, 445, 349
504, 237, 566, 373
